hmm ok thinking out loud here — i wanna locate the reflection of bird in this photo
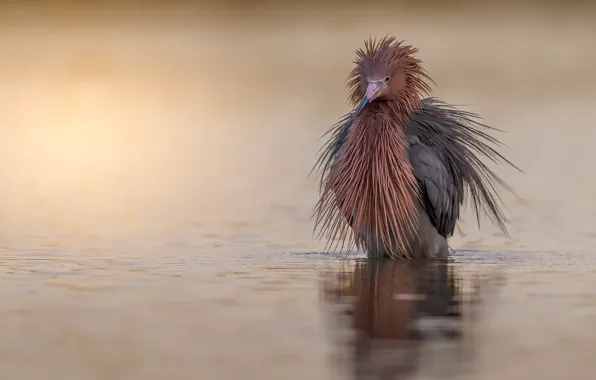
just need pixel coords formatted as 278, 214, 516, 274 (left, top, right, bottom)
313, 36, 519, 258
321, 259, 468, 380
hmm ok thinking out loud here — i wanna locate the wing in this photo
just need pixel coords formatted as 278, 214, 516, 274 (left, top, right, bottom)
408, 138, 461, 237
310, 112, 356, 246
407, 98, 521, 237
311, 112, 354, 183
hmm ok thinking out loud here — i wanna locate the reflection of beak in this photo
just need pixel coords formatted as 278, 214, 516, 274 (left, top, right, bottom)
356, 81, 383, 116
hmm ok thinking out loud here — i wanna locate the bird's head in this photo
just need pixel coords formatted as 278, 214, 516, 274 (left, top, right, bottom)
347, 36, 434, 116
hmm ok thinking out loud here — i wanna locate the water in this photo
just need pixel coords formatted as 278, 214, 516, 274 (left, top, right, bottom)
1, 5, 596, 379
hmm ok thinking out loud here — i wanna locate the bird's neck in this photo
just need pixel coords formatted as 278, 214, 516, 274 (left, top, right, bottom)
363, 98, 420, 131
369, 94, 420, 118
328, 100, 421, 256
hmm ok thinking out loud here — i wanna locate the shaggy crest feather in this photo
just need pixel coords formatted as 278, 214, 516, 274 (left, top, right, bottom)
347, 36, 434, 108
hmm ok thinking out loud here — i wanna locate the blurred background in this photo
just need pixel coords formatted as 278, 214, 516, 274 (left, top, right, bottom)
1, 1, 596, 379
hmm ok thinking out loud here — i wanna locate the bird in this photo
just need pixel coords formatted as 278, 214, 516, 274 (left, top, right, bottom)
312, 36, 519, 259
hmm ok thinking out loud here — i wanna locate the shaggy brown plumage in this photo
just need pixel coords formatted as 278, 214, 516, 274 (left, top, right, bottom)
313, 36, 519, 259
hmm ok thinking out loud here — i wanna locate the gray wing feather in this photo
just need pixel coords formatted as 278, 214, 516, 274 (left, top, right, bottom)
409, 140, 460, 237
407, 97, 520, 238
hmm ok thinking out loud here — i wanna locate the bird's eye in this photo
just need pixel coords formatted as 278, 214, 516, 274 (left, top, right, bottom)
384, 76, 390, 83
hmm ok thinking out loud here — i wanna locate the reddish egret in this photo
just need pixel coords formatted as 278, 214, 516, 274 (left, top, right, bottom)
313, 36, 518, 259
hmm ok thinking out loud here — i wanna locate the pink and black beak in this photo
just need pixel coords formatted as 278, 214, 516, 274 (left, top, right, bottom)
356, 80, 384, 116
